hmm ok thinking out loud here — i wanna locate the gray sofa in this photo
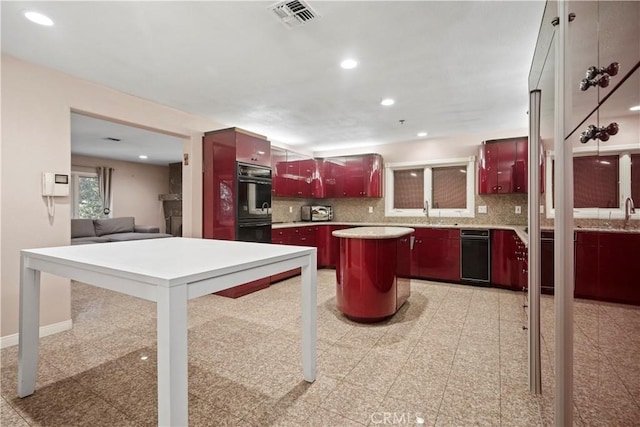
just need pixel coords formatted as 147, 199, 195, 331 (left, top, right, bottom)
71, 217, 173, 245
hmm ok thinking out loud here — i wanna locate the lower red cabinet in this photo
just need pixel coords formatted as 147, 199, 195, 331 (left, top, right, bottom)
411, 228, 460, 282
491, 230, 527, 291
575, 231, 640, 305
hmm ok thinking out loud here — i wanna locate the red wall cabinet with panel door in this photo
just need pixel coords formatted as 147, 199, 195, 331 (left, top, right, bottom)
479, 137, 528, 194
411, 228, 460, 282
343, 154, 383, 197
271, 147, 288, 196
322, 157, 345, 198
235, 131, 271, 167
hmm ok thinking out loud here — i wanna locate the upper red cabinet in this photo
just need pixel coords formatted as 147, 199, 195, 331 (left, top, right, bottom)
235, 130, 271, 167
273, 152, 382, 199
323, 154, 383, 198
478, 137, 528, 194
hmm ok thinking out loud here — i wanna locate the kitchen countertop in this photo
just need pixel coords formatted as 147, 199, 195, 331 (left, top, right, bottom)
332, 226, 415, 239
273, 221, 529, 246
273, 221, 640, 247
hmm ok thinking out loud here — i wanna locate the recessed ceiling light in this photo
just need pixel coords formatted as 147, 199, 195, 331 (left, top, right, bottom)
340, 59, 358, 69
417, 132, 428, 137
380, 98, 395, 106
139, 155, 148, 159
630, 105, 640, 111
24, 11, 54, 26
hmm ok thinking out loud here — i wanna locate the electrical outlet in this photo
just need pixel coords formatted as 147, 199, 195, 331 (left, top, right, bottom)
540, 205, 545, 214
478, 205, 487, 214
289, 206, 293, 213
368, 206, 374, 213
515, 206, 522, 214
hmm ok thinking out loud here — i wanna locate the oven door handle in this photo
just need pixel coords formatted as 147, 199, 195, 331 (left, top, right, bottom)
238, 176, 272, 185
238, 222, 272, 228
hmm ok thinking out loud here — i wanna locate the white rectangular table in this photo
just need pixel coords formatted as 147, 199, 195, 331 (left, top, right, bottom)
18, 237, 317, 426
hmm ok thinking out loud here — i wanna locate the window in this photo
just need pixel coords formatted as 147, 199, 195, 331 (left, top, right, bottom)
385, 157, 475, 218
545, 150, 638, 219
71, 172, 106, 219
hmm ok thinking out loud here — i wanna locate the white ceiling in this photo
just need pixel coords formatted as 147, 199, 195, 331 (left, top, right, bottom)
1, 1, 546, 161
70, 113, 184, 166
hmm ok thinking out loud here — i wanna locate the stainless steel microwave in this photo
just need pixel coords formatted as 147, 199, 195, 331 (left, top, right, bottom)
301, 205, 333, 222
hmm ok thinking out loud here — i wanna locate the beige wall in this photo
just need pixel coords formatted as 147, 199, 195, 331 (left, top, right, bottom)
313, 128, 528, 161
1, 55, 225, 339
71, 155, 170, 232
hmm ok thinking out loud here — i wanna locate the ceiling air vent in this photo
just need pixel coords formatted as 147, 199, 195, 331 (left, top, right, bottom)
270, 0, 320, 28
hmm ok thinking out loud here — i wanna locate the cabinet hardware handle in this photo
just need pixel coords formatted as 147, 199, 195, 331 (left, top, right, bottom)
580, 62, 619, 91
580, 122, 619, 144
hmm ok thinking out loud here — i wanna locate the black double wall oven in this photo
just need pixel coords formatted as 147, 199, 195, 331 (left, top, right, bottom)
236, 162, 272, 244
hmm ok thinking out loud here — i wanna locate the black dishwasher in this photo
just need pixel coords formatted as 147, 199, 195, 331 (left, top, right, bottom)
460, 229, 491, 285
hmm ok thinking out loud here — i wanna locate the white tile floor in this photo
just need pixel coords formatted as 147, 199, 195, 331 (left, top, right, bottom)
1, 269, 639, 426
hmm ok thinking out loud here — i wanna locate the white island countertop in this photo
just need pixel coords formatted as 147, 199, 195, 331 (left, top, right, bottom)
18, 237, 318, 427
332, 226, 415, 239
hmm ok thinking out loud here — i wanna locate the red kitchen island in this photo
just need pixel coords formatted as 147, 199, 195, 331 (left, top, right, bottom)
333, 226, 414, 322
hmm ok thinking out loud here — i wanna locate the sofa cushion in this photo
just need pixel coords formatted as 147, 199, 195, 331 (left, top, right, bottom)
105, 232, 173, 242
71, 236, 110, 245
94, 217, 135, 236
71, 219, 97, 238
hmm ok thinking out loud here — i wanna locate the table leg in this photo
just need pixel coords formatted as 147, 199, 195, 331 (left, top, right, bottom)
156, 284, 188, 426
18, 258, 41, 397
301, 251, 317, 382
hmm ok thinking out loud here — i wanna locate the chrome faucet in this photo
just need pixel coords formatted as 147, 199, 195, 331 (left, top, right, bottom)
624, 196, 636, 225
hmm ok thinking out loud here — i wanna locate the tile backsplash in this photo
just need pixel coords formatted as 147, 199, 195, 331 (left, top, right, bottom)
272, 193, 529, 226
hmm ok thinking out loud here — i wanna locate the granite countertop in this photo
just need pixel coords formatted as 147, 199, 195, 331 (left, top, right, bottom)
272, 221, 639, 248
273, 221, 529, 245
332, 226, 415, 239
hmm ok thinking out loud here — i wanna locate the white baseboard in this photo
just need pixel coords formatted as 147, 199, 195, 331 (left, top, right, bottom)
0, 319, 73, 349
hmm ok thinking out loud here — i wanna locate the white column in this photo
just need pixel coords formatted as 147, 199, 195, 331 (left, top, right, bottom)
554, 1, 574, 424
156, 284, 188, 427
301, 251, 317, 382
528, 89, 542, 394
18, 255, 41, 397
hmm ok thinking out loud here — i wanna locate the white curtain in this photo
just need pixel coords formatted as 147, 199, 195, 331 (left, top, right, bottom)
97, 167, 114, 217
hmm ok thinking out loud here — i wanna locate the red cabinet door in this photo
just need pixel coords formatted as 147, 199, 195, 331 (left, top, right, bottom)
343, 156, 365, 197
443, 235, 461, 282
409, 228, 459, 282
410, 229, 427, 278
363, 154, 383, 197
574, 231, 600, 300
312, 159, 325, 198
514, 137, 528, 193
298, 159, 315, 198
491, 230, 519, 288
596, 232, 640, 305
322, 158, 345, 198
496, 140, 517, 193
283, 160, 299, 197
271, 148, 288, 196
479, 138, 528, 195
202, 133, 236, 240
236, 132, 271, 167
